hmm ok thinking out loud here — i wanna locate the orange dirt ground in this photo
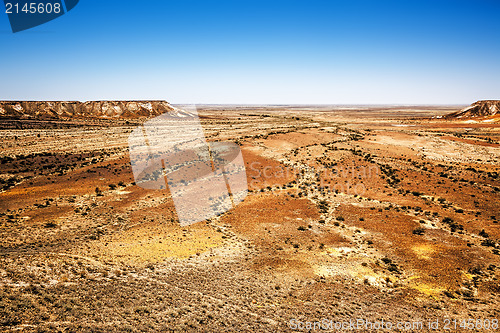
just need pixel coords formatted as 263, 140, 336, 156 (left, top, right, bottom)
0, 105, 499, 331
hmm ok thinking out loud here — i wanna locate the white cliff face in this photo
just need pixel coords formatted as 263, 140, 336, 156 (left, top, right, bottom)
0, 101, 176, 119
490, 104, 497, 115
446, 100, 500, 119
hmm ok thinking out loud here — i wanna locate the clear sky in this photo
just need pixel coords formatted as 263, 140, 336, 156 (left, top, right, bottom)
0, 0, 499, 104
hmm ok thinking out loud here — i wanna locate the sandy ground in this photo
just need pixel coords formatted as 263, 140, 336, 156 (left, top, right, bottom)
0, 105, 499, 332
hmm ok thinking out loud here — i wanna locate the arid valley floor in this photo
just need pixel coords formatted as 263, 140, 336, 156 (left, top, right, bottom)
0, 105, 499, 332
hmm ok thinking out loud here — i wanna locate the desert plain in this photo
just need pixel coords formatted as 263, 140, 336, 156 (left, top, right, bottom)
0, 103, 499, 332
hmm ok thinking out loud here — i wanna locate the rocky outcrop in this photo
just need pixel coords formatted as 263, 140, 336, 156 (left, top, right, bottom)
446, 100, 500, 119
0, 101, 177, 119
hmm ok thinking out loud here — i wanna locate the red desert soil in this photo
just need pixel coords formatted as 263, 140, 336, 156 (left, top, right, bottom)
0, 104, 499, 331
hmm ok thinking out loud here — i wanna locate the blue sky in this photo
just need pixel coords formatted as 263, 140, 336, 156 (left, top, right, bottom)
0, 0, 499, 104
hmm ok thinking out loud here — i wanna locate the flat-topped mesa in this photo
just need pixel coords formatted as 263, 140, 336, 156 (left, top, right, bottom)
0, 101, 183, 119
446, 100, 500, 119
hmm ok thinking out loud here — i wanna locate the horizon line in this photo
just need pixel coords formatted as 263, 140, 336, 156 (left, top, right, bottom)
0, 100, 476, 106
